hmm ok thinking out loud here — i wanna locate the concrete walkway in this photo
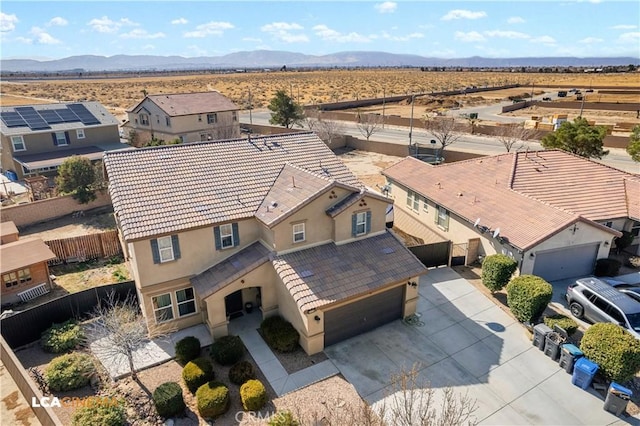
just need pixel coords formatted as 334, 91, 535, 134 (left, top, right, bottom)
229, 312, 339, 396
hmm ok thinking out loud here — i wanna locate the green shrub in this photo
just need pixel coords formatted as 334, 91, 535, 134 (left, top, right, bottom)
41, 320, 84, 353
543, 314, 578, 337
580, 323, 640, 383
45, 352, 95, 392
72, 402, 125, 426
240, 379, 268, 411
182, 357, 214, 393
260, 316, 300, 353
481, 254, 518, 292
506, 275, 552, 323
594, 258, 622, 277
153, 382, 186, 418
268, 410, 300, 426
210, 335, 244, 366
196, 381, 229, 419
174, 336, 201, 364
228, 360, 256, 385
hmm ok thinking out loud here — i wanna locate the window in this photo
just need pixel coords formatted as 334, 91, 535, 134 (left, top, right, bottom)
422, 197, 428, 213
293, 223, 305, 243
165, 116, 171, 127
139, 113, 149, 126
152, 293, 174, 323
76, 129, 85, 139
176, 288, 196, 317
220, 224, 234, 248
232, 111, 238, 122
406, 190, 419, 212
18, 268, 31, 283
198, 115, 202, 122
156, 115, 160, 124
157, 236, 174, 262
631, 222, 640, 237
604, 221, 613, 228
151, 235, 181, 264
207, 113, 217, 124
214, 223, 239, 250
54, 132, 68, 146
3, 272, 18, 288
355, 212, 367, 235
11, 136, 25, 152
436, 206, 450, 231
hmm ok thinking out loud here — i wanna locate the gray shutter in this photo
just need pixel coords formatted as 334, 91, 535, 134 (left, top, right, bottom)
232, 223, 240, 247
52, 133, 58, 146
171, 235, 181, 259
214, 226, 221, 250
150, 239, 160, 264
434, 206, 439, 224
351, 213, 357, 237
64, 131, 70, 145
366, 211, 372, 233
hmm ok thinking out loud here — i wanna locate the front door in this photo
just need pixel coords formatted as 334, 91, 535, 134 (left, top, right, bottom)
225, 290, 243, 316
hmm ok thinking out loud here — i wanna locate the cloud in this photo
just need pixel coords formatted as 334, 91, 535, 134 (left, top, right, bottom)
530, 35, 556, 44
242, 37, 262, 42
611, 24, 637, 30
1, 12, 18, 32
313, 24, 371, 43
484, 30, 529, 39
374, 2, 397, 14
171, 18, 188, 25
618, 31, 640, 43
261, 22, 308, 43
30, 26, 61, 44
48, 17, 68, 27
120, 29, 165, 39
87, 16, 139, 33
184, 21, 234, 38
507, 16, 525, 24
261, 22, 303, 32
441, 10, 487, 21
579, 37, 603, 44
380, 31, 424, 42
454, 31, 486, 42
15, 36, 32, 44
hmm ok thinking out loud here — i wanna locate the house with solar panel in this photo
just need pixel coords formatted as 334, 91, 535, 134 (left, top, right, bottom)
122, 92, 241, 146
104, 132, 427, 354
0, 102, 121, 181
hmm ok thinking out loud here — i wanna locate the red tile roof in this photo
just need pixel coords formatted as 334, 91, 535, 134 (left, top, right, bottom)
130, 92, 239, 116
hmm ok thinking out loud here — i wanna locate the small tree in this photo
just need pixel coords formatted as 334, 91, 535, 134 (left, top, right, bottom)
506, 275, 552, 324
496, 123, 535, 152
268, 89, 304, 129
357, 113, 383, 141
56, 156, 98, 203
481, 254, 518, 292
627, 124, 640, 162
314, 117, 345, 146
423, 116, 462, 157
540, 117, 609, 159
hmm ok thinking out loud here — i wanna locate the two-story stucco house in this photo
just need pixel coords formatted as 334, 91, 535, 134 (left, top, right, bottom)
123, 91, 241, 146
0, 102, 121, 181
383, 150, 637, 282
104, 132, 427, 354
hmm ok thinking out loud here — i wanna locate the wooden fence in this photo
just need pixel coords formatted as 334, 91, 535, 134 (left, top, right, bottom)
45, 230, 122, 264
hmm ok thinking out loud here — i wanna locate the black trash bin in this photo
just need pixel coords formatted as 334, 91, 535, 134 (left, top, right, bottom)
604, 382, 632, 416
544, 332, 562, 361
533, 324, 552, 350
559, 344, 583, 373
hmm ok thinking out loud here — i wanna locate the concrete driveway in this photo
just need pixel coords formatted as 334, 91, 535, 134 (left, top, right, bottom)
325, 268, 635, 425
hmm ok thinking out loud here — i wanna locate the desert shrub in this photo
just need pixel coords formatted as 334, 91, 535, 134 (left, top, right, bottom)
72, 402, 125, 426
580, 323, 640, 383
481, 254, 518, 292
182, 357, 214, 393
196, 381, 230, 419
240, 379, 268, 411
228, 360, 255, 385
594, 258, 621, 277
506, 275, 553, 324
260, 316, 300, 353
45, 352, 95, 392
543, 314, 578, 336
210, 335, 244, 366
268, 410, 300, 426
153, 381, 186, 418
174, 336, 201, 364
41, 320, 84, 353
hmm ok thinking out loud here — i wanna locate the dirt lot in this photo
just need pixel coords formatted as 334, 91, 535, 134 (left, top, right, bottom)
337, 149, 402, 188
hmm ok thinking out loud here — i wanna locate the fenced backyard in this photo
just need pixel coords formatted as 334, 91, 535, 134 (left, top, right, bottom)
45, 230, 122, 265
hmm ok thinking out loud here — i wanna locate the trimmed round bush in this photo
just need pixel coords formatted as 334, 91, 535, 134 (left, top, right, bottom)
506, 275, 552, 324
41, 320, 84, 353
45, 352, 95, 392
481, 254, 518, 292
594, 258, 622, 277
260, 316, 300, 353
182, 357, 214, 394
228, 360, 255, 385
580, 323, 640, 383
72, 403, 125, 426
196, 381, 230, 419
544, 314, 578, 337
174, 336, 201, 364
268, 410, 300, 426
210, 335, 244, 366
240, 379, 268, 411
153, 382, 186, 418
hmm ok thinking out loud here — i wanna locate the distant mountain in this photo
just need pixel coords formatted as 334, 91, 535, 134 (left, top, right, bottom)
1, 50, 638, 72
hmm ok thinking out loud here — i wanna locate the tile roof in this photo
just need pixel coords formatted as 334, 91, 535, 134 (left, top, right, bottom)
271, 231, 427, 312
191, 242, 271, 300
0, 238, 56, 273
0, 221, 18, 240
132, 92, 240, 116
104, 132, 362, 240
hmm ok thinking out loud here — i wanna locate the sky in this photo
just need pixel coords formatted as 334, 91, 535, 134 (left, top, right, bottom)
1, 1, 639, 60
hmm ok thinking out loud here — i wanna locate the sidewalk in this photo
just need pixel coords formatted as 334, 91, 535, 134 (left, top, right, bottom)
0, 360, 40, 426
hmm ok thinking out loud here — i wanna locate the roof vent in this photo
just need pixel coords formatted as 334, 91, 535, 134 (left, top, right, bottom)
381, 247, 395, 254
270, 201, 278, 208
300, 270, 314, 278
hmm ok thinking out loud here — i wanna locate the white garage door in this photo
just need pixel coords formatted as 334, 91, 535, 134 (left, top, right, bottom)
532, 243, 599, 281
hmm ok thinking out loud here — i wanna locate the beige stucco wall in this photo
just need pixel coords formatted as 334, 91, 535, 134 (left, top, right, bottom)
139, 278, 204, 332
333, 196, 389, 243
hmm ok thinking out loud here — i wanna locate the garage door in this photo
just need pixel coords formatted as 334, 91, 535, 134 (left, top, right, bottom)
324, 285, 404, 347
532, 243, 599, 281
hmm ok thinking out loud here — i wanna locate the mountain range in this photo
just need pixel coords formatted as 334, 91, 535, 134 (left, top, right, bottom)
2, 50, 639, 72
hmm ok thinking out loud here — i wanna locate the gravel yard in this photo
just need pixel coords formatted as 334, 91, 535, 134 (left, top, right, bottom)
337, 149, 402, 188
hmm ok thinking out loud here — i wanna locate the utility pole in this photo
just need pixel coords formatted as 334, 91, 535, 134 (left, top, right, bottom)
409, 94, 415, 156
382, 88, 386, 129
530, 82, 535, 101
248, 89, 253, 126
579, 93, 585, 117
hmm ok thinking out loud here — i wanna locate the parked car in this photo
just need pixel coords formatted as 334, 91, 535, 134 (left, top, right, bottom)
620, 288, 640, 303
566, 277, 640, 338
586, 89, 594, 93
602, 278, 640, 303
542, 97, 552, 101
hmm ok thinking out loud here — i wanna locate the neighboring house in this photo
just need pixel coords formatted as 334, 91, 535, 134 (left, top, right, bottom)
0, 102, 121, 181
123, 91, 241, 145
382, 150, 639, 282
104, 132, 426, 354
0, 221, 56, 305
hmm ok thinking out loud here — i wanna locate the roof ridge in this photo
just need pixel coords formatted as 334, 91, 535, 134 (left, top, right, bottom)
545, 149, 637, 178
147, 91, 225, 97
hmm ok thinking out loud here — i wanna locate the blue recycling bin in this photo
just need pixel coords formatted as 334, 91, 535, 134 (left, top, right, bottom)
604, 382, 633, 416
571, 358, 598, 390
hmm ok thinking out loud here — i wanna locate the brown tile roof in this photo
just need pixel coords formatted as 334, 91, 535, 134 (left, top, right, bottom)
132, 92, 239, 116
272, 231, 427, 312
104, 132, 362, 240
0, 238, 56, 273
0, 221, 18, 240
191, 242, 271, 300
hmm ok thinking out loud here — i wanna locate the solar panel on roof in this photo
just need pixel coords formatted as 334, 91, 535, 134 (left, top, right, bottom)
0, 112, 28, 128
57, 109, 81, 122
39, 110, 64, 124
14, 106, 51, 130
68, 104, 100, 125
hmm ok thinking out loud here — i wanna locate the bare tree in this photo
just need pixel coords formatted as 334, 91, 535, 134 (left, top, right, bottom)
357, 113, 383, 141
423, 116, 463, 157
460, 114, 480, 135
315, 117, 345, 146
496, 123, 535, 152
